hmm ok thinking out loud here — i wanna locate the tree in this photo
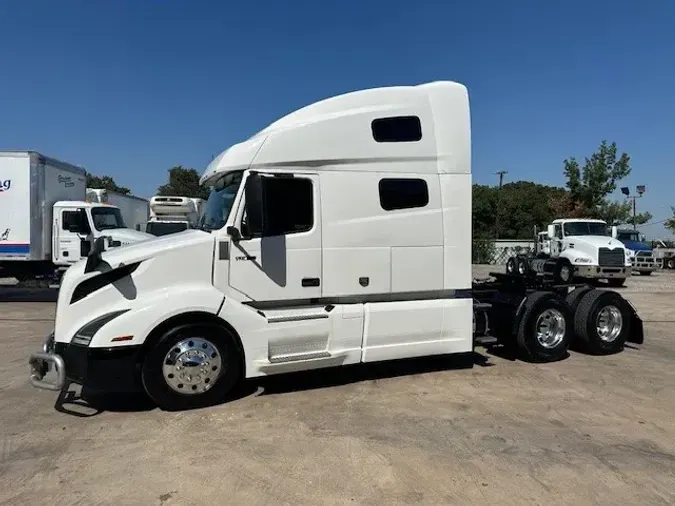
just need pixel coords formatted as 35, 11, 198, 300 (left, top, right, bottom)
563, 140, 631, 212
665, 207, 675, 235
156, 166, 209, 199
472, 181, 567, 239
85, 173, 130, 194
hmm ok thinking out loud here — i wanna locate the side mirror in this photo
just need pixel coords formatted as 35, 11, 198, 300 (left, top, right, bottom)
640, 234, 646, 242
244, 171, 265, 236
547, 225, 556, 239
611, 226, 618, 239
84, 236, 107, 273
226, 226, 242, 242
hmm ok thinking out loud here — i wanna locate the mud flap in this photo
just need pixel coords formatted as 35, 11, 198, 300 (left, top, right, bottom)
625, 299, 645, 345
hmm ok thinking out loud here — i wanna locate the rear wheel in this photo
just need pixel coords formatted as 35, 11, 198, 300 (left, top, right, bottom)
506, 257, 517, 275
142, 322, 242, 411
516, 256, 529, 276
564, 285, 594, 314
516, 292, 572, 362
574, 290, 631, 355
667, 258, 675, 269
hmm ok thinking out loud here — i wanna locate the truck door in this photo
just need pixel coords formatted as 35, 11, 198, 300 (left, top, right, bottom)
551, 224, 562, 257
54, 207, 91, 264
228, 172, 321, 302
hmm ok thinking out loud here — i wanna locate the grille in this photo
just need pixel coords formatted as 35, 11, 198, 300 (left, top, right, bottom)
635, 251, 654, 260
598, 247, 625, 267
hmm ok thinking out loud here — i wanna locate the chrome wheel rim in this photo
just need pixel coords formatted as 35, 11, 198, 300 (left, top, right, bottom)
596, 305, 623, 342
162, 338, 223, 395
535, 308, 566, 349
506, 260, 515, 273
560, 265, 571, 282
518, 261, 526, 275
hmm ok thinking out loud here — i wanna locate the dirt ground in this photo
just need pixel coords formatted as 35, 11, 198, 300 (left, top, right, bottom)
1, 269, 674, 505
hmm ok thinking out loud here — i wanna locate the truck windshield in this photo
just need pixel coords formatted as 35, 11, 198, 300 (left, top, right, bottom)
563, 222, 608, 237
91, 207, 126, 231
147, 221, 189, 236
200, 171, 243, 231
617, 231, 640, 242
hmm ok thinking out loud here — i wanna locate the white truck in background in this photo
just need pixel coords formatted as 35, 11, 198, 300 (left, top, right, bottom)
28, 81, 645, 412
86, 188, 150, 233
146, 196, 204, 236
0, 151, 154, 285
508, 218, 630, 287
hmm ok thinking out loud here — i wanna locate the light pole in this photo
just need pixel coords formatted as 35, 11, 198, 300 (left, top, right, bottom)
495, 170, 508, 239
621, 185, 646, 230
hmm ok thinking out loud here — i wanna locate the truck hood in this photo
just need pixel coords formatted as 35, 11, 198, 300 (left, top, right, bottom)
98, 229, 214, 269
567, 235, 625, 250
104, 228, 155, 244
620, 240, 652, 252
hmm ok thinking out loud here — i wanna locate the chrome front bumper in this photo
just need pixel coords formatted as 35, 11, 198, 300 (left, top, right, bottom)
29, 333, 66, 391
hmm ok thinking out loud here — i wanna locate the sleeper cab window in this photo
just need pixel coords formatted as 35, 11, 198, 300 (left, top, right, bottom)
378, 178, 429, 211
371, 116, 422, 143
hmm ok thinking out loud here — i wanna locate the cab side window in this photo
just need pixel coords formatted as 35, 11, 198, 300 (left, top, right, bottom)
62, 209, 91, 234
245, 176, 313, 237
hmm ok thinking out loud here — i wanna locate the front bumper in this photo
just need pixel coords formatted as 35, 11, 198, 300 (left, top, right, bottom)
574, 265, 628, 278
29, 333, 144, 393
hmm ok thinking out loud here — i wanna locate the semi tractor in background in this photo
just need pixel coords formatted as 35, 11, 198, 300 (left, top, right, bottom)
612, 228, 656, 275
146, 196, 204, 236
0, 151, 153, 285
508, 218, 630, 287
86, 188, 150, 233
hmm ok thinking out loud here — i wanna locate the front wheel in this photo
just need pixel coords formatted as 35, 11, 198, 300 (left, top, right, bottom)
639, 270, 652, 276
606, 278, 625, 288
142, 322, 242, 411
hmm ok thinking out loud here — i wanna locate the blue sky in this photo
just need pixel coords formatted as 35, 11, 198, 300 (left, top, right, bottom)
1, 1, 674, 236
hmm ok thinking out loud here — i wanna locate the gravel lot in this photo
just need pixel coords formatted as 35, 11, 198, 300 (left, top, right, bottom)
1, 269, 674, 505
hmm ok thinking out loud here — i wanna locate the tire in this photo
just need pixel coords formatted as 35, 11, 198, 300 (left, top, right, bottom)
574, 290, 631, 355
554, 258, 573, 284
141, 322, 242, 411
606, 278, 625, 288
516, 292, 572, 363
564, 285, 594, 314
639, 270, 652, 276
667, 258, 675, 270
516, 256, 529, 276
506, 257, 516, 275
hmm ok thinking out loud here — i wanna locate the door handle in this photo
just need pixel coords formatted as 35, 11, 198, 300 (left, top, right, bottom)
302, 278, 320, 287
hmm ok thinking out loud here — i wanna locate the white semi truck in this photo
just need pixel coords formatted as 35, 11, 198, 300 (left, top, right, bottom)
509, 218, 631, 287
0, 151, 153, 285
28, 82, 644, 411
86, 188, 150, 233
146, 196, 204, 236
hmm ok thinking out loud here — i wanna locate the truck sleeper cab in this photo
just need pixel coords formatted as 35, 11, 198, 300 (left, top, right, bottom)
28, 82, 645, 411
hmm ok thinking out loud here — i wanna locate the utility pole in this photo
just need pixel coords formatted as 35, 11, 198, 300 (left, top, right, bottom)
495, 170, 508, 239
621, 185, 646, 230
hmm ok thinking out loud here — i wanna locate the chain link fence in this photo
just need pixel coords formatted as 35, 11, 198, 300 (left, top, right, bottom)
473, 239, 535, 265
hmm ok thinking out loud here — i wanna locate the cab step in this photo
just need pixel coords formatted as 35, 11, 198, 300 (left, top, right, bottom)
268, 351, 332, 364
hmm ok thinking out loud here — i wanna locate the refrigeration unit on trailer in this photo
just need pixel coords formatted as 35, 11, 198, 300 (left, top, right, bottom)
28, 82, 644, 411
146, 196, 204, 236
0, 151, 153, 284
506, 218, 631, 287
86, 188, 150, 233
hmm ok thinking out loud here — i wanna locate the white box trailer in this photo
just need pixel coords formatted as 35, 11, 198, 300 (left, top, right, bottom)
86, 188, 150, 231
146, 195, 204, 236
27, 82, 645, 412
0, 151, 153, 284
